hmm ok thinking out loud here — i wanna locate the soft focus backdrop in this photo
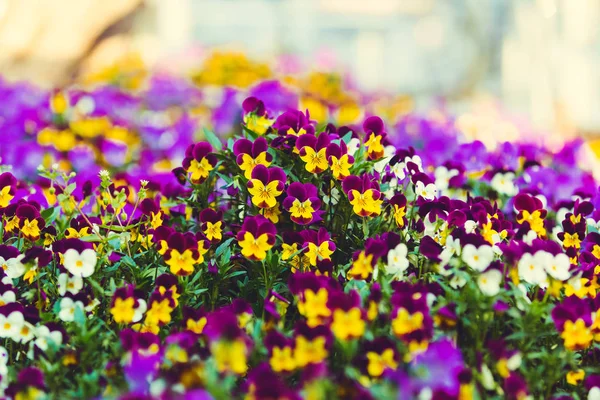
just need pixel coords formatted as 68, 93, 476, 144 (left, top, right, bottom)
1, 0, 599, 141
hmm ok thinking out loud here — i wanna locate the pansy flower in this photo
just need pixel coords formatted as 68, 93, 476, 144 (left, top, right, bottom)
244, 363, 298, 399
301, 228, 335, 268
5, 366, 46, 400
281, 232, 310, 272
357, 338, 399, 379
290, 272, 338, 328
155, 274, 181, 307
265, 331, 296, 372
64, 215, 99, 239
293, 323, 332, 368
326, 140, 354, 180
342, 174, 383, 217
16, 203, 45, 241
142, 290, 176, 333
110, 285, 147, 324
236, 215, 276, 261
247, 165, 286, 209
181, 142, 217, 184
327, 290, 366, 341
363, 116, 387, 160
234, 136, 273, 179
296, 132, 331, 174
552, 296, 594, 351
205, 309, 251, 375
514, 193, 547, 238
242, 96, 273, 135
199, 208, 223, 242
163, 232, 200, 276
182, 306, 208, 335
389, 194, 407, 228
282, 182, 322, 225
273, 109, 315, 138
390, 283, 434, 350
0, 172, 17, 209
140, 198, 165, 230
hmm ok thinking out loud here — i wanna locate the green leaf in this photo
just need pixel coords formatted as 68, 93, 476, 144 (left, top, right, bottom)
203, 128, 223, 151
341, 131, 353, 144
215, 238, 235, 259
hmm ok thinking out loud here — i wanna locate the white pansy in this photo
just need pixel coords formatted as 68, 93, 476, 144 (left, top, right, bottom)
477, 269, 503, 296
374, 145, 396, 173
391, 161, 407, 180
490, 172, 518, 196
464, 220, 478, 234
589, 387, 600, 400
543, 252, 571, 281
415, 181, 437, 201
58, 297, 84, 322
556, 207, 570, 224
0, 346, 7, 375
434, 166, 459, 192
85, 298, 101, 312
63, 248, 97, 278
34, 325, 63, 352
57, 273, 84, 296
445, 235, 462, 256
385, 243, 409, 278
587, 218, 600, 231
0, 291, 15, 307
462, 244, 494, 272
522, 230, 537, 246
1, 255, 26, 279
515, 284, 532, 311
518, 252, 548, 286
16, 321, 35, 344
384, 177, 399, 200
133, 299, 147, 323
506, 352, 522, 371
0, 311, 24, 339
323, 186, 341, 206
480, 364, 496, 390
450, 274, 467, 289
346, 137, 361, 157
406, 155, 423, 171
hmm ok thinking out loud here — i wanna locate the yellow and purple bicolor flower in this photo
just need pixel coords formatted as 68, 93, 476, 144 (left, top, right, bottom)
273, 109, 315, 138
110, 284, 146, 325
296, 132, 331, 174
326, 140, 354, 180
233, 137, 273, 179
247, 165, 286, 209
0, 172, 17, 209
282, 182, 322, 225
300, 228, 336, 268
199, 208, 224, 243
16, 203, 46, 241
242, 96, 273, 135
514, 193, 547, 238
552, 296, 594, 351
236, 215, 277, 261
389, 282, 434, 346
181, 142, 217, 184
162, 232, 201, 276
204, 309, 253, 375
342, 174, 383, 217
140, 198, 165, 231
363, 116, 387, 161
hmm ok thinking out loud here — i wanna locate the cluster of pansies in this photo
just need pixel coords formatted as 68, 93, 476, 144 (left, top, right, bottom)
1, 54, 600, 398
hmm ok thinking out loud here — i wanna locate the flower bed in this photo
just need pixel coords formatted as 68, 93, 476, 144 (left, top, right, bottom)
0, 68, 599, 399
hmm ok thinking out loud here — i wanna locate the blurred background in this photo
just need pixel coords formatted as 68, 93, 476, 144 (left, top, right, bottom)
0, 0, 598, 143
